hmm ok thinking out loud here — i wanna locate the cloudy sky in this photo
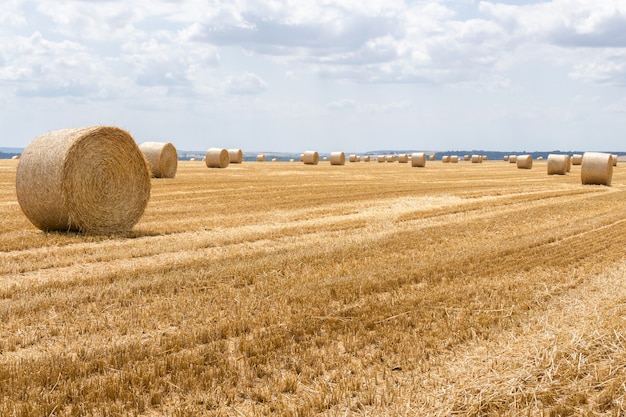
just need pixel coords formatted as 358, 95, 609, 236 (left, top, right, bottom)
1, 0, 625, 153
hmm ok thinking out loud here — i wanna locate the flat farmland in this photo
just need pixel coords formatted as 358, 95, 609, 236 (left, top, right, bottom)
1, 158, 625, 416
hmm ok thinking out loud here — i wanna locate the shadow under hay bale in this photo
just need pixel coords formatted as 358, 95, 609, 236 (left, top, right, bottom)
16, 126, 151, 234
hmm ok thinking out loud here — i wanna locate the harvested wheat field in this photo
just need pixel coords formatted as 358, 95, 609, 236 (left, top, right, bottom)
1, 158, 626, 416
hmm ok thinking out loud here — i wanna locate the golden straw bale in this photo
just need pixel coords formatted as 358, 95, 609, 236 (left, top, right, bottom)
509, 155, 517, 163
441, 155, 451, 163
363, 155, 371, 162
503, 155, 509, 161
581, 152, 613, 186
303, 151, 319, 165
450, 155, 459, 163
565, 155, 571, 172
571, 154, 582, 165
228, 149, 243, 164
15, 126, 151, 234
516, 154, 533, 169
464, 155, 470, 161
205, 148, 230, 168
547, 154, 568, 175
377, 155, 386, 163
411, 152, 426, 167
429, 154, 435, 161
349, 154, 357, 162
397, 154, 409, 163
330, 151, 346, 165
11, 155, 20, 160
612, 154, 618, 166
256, 154, 266, 162
471, 154, 482, 163
386, 155, 396, 162
139, 141, 178, 178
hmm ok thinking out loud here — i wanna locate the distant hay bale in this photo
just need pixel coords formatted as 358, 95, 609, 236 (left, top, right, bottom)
537, 156, 544, 161
363, 155, 371, 162
397, 154, 409, 163
482, 155, 488, 161
565, 155, 571, 172
271, 158, 278, 162
441, 155, 451, 163
377, 155, 386, 163
429, 154, 435, 161
464, 155, 470, 161
471, 154, 482, 163
503, 155, 509, 161
139, 141, 178, 178
303, 151, 319, 165
349, 154, 357, 162
256, 154, 266, 162
189, 157, 196, 161
547, 154, 568, 175
299, 153, 304, 162
330, 151, 345, 165
15, 126, 151, 234
612, 154, 618, 166
450, 155, 459, 163
356, 155, 361, 162
571, 154, 582, 165
386, 155, 396, 162
581, 152, 613, 186
228, 149, 243, 164
516, 154, 533, 169
205, 148, 229, 168
11, 155, 20, 160
509, 155, 517, 163
411, 152, 426, 168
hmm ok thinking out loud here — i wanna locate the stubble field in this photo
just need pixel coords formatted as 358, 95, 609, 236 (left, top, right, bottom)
0, 158, 625, 416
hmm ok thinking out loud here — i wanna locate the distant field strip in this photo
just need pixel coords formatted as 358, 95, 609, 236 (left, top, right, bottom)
0, 159, 624, 416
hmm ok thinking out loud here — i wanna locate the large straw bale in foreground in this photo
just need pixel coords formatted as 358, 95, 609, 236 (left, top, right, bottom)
303, 151, 319, 165
139, 141, 178, 178
330, 151, 345, 165
205, 148, 230, 168
16, 126, 151, 234
517, 154, 533, 169
581, 152, 613, 186
228, 149, 243, 164
547, 154, 568, 175
411, 152, 426, 167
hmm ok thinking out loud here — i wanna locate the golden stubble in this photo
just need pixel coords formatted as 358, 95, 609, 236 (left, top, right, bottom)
0, 159, 624, 416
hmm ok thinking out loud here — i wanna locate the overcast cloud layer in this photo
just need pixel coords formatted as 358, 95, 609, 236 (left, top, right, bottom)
1, 0, 626, 152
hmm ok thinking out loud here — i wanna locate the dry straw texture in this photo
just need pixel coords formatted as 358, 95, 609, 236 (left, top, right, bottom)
363, 155, 371, 162
329, 151, 345, 165
429, 154, 436, 161
517, 154, 533, 169
303, 151, 319, 165
509, 155, 517, 163
205, 148, 230, 168
228, 149, 243, 164
349, 154, 357, 162
572, 154, 583, 165
411, 152, 426, 167
450, 155, 459, 163
503, 155, 509, 161
441, 155, 451, 163
547, 154, 568, 175
581, 152, 613, 186
612, 154, 618, 167
377, 155, 386, 163
471, 154, 482, 163
386, 155, 396, 162
397, 154, 409, 163
15, 126, 151, 234
256, 154, 266, 162
139, 141, 178, 178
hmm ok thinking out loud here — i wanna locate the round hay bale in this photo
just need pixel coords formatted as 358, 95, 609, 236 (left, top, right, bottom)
139, 141, 178, 178
363, 155, 371, 162
377, 155, 386, 163
11, 155, 20, 160
571, 154, 582, 165
581, 152, 613, 186
612, 154, 618, 166
429, 154, 436, 161
464, 155, 470, 161
537, 156, 544, 161
256, 154, 266, 162
509, 155, 517, 163
441, 155, 450, 163
411, 152, 426, 168
330, 151, 345, 165
397, 154, 409, 163
205, 148, 229, 168
271, 158, 278, 162
303, 151, 319, 165
503, 155, 509, 161
471, 154, 482, 163
547, 154, 568, 175
386, 155, 396, 162
228, 149, 243, 164
16, 126, 151, 234
349, 154, 357, 162
517, 154, 533, 169
450, 155, 459, 163
565, 155, 571, 172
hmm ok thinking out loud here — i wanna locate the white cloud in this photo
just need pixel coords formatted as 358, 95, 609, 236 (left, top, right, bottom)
224, 72, 268, 95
